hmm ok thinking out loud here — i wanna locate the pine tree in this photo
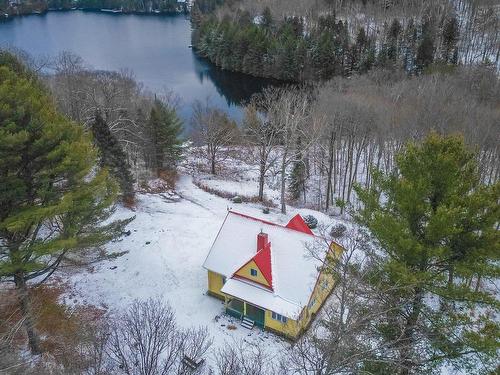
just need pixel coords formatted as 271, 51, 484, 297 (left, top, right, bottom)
402, 18, 418, 73
0, 60, 130, 354
354, 133, 500, 373
146, 99, 183, 174
416, 19, 435, 73
387, 19, 402, 65
442, 16, 459, 64
261, 6, 273, 31
289, 137, 306, 201
90, 112, 135, 203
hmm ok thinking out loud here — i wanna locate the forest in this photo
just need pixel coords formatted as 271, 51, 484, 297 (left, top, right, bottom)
1, 44, 499, 374
0, 0, 185, 16
191, 0, 499, 81
0, 0, 499, 373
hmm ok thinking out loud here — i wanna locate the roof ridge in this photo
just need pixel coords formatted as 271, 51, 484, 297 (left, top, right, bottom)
228, 210, 318, 238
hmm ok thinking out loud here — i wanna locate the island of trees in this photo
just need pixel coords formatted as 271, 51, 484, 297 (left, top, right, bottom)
0, 0, 187, 17
191, 0, 499, 81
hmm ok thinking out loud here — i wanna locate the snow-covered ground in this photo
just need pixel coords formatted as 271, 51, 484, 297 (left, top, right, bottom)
62, 174, 344, 364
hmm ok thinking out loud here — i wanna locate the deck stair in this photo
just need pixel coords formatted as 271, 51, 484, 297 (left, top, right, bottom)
181, 355, 204, 372
241, 317, 255, 330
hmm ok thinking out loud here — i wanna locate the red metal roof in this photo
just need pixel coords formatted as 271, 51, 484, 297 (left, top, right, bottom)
229, 211, 315, 236
253, 242, 273, 287
285, 214, 314, 235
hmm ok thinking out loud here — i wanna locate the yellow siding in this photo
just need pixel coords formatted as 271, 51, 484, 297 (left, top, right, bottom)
207, 270, 225, 299
264, 310, 300, 338
307, 271, 335, 315
234, 260, 271, 287
206, 242, 343, 340
330, 242, 343, 257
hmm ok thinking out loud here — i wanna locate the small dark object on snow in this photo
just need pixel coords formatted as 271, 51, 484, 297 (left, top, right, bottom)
145, 241, 151, 245
262, 207, 270, 214
123, 230, 131, 236
330, 223, 347, 238
181, 355, 204, 371
232, 196, 242, 203
110, 266, 117, 270
304, 215, 318, 229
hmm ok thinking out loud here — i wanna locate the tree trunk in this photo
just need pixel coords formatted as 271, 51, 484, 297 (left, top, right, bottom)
14, 272, 41, 354
399, 287, 423, 375
210, 156, 216, 175
280, 151, 288, 214
325, 131, 335, 210
258, 160, 266, 201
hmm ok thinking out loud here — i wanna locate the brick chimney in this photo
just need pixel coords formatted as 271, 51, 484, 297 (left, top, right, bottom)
257, 231, 268, 252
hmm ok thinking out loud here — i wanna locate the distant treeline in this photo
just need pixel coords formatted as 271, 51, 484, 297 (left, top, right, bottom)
191, 0, 499, 81
0, 0, 186, 16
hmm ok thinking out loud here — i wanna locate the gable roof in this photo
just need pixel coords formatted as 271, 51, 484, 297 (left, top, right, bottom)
203, 211, 327, 319
286, 214, 314, 235
233, 242, 273, 289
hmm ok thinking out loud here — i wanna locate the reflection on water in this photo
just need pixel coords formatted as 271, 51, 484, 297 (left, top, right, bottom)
0, 11, 277, 123
192, 53, 280, 109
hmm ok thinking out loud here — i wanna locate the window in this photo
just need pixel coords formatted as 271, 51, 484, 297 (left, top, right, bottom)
309, 298, 316, 309
272, 312, 287, 323
321, 280, 329, 291
250, 268, 258, 277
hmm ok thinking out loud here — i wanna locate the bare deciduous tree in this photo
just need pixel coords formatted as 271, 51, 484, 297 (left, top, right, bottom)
242, 100, 281, 201
190, 100, 238, 175
214, 340, 283, 375
108, 299, 212, 375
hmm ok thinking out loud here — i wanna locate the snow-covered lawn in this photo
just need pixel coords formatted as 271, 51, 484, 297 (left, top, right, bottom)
62, 174, 343, 362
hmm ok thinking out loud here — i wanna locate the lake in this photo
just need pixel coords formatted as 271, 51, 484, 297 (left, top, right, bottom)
0, 11, 275, 122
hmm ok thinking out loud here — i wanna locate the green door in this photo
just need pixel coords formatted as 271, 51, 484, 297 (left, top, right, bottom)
245, 303, 265, 328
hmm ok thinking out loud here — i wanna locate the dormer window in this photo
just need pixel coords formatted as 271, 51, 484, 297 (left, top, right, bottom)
250, 268, 258, 277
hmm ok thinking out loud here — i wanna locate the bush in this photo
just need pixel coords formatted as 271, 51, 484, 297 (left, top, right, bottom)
304, 215, 318, 229
232, 196, 242, 203
330, 223, 347, 238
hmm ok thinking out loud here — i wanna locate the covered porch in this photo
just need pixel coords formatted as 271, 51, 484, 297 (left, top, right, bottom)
224, 296, 265, 328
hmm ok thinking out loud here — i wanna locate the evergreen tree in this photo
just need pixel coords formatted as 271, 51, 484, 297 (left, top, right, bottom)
0, 61, 129, 354
354, 133, 500, 373
146, 99, 183, 174
90, 112, 135, 203
387, 19, 402, 65
261, 6, 273, 31
416, 19, 435, 73
289, 137, 306, 201
402, 18, 418, 73
442, 16, 459, 64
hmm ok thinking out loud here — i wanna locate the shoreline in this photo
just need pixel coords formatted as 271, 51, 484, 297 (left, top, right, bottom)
1, 6, 189, 20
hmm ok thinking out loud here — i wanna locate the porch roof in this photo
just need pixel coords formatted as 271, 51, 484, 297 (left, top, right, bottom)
221, 277, 302, 319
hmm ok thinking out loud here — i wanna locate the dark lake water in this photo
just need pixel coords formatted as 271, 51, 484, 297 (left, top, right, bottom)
0, 11, 275, 122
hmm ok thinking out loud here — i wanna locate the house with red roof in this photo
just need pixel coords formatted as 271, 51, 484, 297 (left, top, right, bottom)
202, 211, 343, 339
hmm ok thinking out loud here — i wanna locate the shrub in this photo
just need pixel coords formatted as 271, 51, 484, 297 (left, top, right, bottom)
304, 215, 318, 229
330, 223, 347, 238
232, 196, 242, 203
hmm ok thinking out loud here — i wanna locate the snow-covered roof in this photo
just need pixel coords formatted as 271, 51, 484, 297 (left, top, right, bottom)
203, 211, 327, 319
